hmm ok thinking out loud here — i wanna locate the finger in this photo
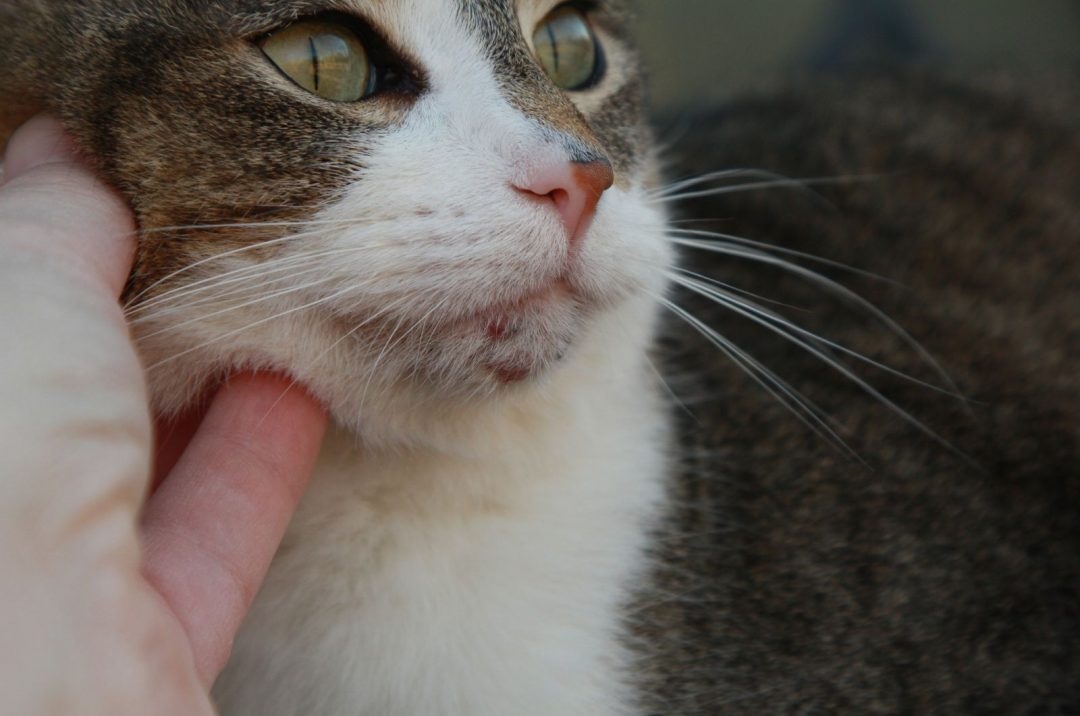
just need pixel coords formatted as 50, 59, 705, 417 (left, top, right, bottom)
152, 385, 220, 494
152, 405, 207, 494
0, 115, 135, 297
139, 373, 328, 686
1, 114, 79, 182
0, 115, 149, 548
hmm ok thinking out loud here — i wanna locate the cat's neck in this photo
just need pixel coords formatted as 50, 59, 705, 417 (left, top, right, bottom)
216, 295, 671, 715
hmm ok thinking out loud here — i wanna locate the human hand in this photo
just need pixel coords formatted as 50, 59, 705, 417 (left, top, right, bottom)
0, 116, 328, 714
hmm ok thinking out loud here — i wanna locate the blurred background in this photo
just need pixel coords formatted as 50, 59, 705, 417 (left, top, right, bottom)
634, 0, 1080, 111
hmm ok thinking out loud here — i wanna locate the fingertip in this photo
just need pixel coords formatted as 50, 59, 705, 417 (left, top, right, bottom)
0, 116, 137, 297
210, 372, 329, 498
218, 372, 329, 443
1, 115, 79, 183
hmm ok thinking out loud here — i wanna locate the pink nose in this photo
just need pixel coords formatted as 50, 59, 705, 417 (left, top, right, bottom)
516, 159, 615, 244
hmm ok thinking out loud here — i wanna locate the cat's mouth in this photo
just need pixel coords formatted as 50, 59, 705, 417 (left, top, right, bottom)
476, 278, 575, 384
478, 278, 571, 338
432, 276, 582, 386
316, 271, 588, 394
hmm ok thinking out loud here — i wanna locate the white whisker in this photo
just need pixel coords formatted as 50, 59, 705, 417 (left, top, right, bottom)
669, 265, 809, 312
146, 283, 363, 371
131, 258, 333, 321
126, 215, 437, 308
125, 224, 348, 307
668, 239, 967, 407
669, 270, 961, 398
136, 215, 368, 237
647, 169, 795, 198
668, 273, 968, 458
134, 270, 367, 339
652, 174, 875, 205
651, 292, 860, 459
669, 230, 898, 285
127, 242, 402, 317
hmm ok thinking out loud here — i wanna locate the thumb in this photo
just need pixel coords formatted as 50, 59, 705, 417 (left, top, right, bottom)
0, 115, 135, 296
0, 114, 150, 538
1, 114, 81, 181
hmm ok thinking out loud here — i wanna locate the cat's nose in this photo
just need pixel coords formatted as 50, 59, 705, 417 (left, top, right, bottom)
515, 158, 615, 244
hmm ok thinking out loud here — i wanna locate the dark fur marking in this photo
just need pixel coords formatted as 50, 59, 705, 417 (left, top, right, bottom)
457, 0, 645, 173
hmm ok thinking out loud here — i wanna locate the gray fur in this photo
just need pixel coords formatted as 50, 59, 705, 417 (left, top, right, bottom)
636, 71, 1080, 714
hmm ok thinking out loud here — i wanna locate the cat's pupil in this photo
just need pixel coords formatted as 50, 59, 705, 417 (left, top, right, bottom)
261, 20, 374, 103
533, 6, 601, 91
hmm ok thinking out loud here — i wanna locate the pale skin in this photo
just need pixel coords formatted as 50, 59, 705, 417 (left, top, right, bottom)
0, 116, 328, 714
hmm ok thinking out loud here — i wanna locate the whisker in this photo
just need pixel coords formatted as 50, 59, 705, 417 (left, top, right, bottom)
670, 265, 809, 312
653, 175, 876, 206
670, 270, 960, 398
127, 243, 400, 317
145, 283, 364, 371
134, 269, 362, 338
129, 232, 493, 316
669, 274, 968, 458
651, 293, 860, 459
136, 215, 369, 237
130, 256, 332, 320
669, 230, 898, 285
125, 224, 355, 308
668, 239, 968, 408
647, 169, 795, 198
127, 214, 442, 308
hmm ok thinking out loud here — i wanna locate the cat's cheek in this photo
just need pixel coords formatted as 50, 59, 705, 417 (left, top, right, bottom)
568, 190, 674, 306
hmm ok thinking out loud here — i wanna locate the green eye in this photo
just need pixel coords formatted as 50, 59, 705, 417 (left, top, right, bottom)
532, 6, 601, 91
261, 20, 374, 102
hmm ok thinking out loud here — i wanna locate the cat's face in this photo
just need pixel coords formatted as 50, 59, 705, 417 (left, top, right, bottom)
10, 0, 671, 439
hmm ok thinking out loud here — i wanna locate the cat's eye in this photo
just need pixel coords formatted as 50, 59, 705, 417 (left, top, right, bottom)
532, 6, 602, 91
261, 20, 375, 102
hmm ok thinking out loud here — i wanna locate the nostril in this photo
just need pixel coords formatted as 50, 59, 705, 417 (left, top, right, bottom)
548, 187, 571, 214
515, 158, 614, 245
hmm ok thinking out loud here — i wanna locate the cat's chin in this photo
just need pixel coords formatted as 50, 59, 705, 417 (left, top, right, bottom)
310, 271, 596, 393
455, 278, 584, 386
139, 285, 658, 455
138, 251, 660, 448
140, 282, 580, 413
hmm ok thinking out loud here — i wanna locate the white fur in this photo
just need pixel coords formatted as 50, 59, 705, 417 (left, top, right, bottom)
134, 2, 675, 713
213, 297, 669, 715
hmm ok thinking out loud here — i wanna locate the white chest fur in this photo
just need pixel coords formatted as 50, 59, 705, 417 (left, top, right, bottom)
213, 318, 669, 716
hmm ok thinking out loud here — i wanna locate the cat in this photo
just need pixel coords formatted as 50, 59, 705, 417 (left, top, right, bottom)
2, 1, 671, 714
2, 2, 1077, 715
